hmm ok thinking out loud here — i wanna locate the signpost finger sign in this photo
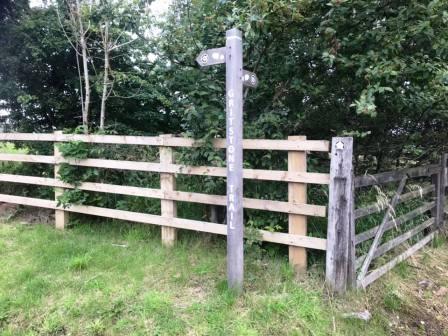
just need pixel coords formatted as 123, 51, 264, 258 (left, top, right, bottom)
196, 28, 258, 292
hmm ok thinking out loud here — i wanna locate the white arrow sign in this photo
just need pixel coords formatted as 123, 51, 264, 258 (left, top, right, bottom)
196, 47, 226, 67
242, 70, 258, 88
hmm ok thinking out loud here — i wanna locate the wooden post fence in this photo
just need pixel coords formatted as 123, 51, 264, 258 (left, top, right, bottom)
326, 137, 354, 293
54, 131, 68, 229
288, 135, 307, 274
438, 153, 447, 228
160, 134, 177, 246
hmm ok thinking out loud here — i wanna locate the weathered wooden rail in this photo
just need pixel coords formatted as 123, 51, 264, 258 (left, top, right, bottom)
0, 132, 333, 272
352, 157, 447, 289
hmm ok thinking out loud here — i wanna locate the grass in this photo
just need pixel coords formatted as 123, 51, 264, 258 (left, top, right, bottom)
0, 220, 447, 335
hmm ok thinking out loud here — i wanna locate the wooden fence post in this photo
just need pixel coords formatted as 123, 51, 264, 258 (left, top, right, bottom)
160, 134, 177, 246
436, 154, 448, 228
288, 135, 307, 274
54, 131, 68, 230
443, 154, 448, 226
326, 137, 354, 293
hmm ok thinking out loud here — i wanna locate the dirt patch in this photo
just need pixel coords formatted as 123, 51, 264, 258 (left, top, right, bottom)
0, 203, 54, 224
0, 203, 18, 219
382, 247, 448, 335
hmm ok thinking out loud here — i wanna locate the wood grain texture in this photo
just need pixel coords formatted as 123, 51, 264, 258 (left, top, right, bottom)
288, 136, 307, 274
0, 154, 330, 184
355, 202, 436, 245
0, 173, 326, 216
0, 133, 330, 151
325, 137, 354, 293
355, 164, 441, 188
358, 231, 436, 288
355, 217, 435, 269
160, 135, 177, 246
354, 185, 434, 219
357, 177, 408, 282
0, 193, 327, 250
54, 131, 68, 230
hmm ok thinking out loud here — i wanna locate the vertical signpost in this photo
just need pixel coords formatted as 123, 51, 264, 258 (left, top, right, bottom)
196, 28, 258, 291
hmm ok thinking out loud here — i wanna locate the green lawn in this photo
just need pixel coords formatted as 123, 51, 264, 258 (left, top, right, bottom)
0, 220, 446, 335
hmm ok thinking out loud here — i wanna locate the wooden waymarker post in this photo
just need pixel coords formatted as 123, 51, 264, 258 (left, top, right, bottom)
196, 28, 258, 292
326, 137, 354, 293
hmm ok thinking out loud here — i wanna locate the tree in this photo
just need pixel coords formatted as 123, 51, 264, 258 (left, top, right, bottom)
152, 0, 448, 170
56, 0, 93, 132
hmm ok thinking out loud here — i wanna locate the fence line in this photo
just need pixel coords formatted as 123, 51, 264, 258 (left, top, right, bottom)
0, 193, 327, 250
0, 132, 331, 264
1, 132, 445, 292
0, 133, 330, 151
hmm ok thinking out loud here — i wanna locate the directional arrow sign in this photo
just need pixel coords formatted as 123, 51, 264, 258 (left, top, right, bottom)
242, 70, 258, 88
196, 47, 226, 67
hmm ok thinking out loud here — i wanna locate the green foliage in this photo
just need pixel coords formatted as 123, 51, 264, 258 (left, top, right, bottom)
57, 189, 89, 208
68, 254, 92, 271
57, 142, 90, 159
383, 288, 403, 311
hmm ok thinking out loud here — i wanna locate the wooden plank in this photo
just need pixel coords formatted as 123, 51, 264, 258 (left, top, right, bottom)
0, 153, 330, 184
59, 157, 330, 184
0, 194, 55, 208
326, 137, 354, 293
355, 202, 435, 245
356, 217, 435, 268
437, 154, 447, 228
0, 133, 330, 152
160, 135, 177, 246
0, 154, 55, 164
0, 173, 326, 216
354, 185, 434, 220
357, 177, 408, 282
358, 231, 436, 288
431, 169, 441, 229
0, 193, 327, 250
355, 164, 441, 188
54, 132, 68, 230
288, 136, 307, 274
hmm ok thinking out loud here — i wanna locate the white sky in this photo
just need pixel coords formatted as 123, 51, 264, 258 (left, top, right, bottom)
29, 0, 171, 14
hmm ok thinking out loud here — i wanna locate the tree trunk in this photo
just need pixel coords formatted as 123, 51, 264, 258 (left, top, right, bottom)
100, 22, 109, 130
76, 0, 89, 133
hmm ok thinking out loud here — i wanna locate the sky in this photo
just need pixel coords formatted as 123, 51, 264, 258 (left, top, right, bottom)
29, 0, 171, 14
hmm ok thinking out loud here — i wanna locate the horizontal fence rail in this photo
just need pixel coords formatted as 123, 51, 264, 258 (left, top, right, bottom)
0, 173, 326, 217
0, 132, 331, 260
0, 193, 327, 250
355, 164, 441, 188
0, 154, 330, 184
0, 133, 330, 151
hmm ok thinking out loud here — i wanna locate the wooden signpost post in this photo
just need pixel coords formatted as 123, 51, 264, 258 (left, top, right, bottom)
196, 28, 258, 291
